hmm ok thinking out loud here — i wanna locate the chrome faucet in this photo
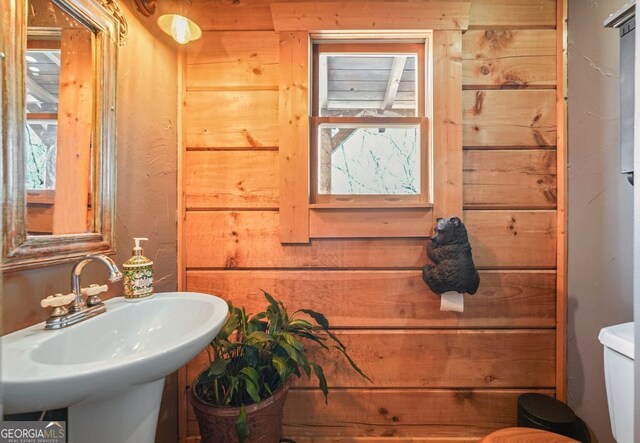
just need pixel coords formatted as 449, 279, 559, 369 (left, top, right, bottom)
71, 254, 123, 311
41, 254, 123, 330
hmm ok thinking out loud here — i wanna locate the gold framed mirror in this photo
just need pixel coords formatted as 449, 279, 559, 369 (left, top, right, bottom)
1, 0, 127, 271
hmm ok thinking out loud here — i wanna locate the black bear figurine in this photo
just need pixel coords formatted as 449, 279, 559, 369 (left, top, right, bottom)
422, 216, 480, 295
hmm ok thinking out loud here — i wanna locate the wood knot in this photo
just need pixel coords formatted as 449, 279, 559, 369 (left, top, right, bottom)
455, 389, 474, 401
224, 257, 237, 269
472, 91, 485, 116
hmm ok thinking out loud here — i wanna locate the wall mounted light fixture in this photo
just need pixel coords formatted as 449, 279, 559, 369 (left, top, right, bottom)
133, 0, 202, 44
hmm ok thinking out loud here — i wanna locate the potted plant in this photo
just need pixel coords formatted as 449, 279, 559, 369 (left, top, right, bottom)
189, 290, 370, 443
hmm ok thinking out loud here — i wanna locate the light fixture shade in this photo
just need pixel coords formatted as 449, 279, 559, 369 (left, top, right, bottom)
157, 14, 202, 44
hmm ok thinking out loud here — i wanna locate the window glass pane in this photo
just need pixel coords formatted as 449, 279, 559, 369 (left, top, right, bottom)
317, 125, 420, 195
25, 121, 57, 189
319, 53, 417, 117
25, 48, 59, 190
26, 49, 60, 114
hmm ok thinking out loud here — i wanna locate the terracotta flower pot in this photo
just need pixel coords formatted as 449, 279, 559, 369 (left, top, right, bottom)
189, 384, 289, 443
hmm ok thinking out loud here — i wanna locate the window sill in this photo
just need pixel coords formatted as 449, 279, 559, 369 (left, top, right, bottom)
310, 202, 433, 210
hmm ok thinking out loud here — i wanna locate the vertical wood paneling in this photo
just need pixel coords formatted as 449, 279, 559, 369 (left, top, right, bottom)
555, 0, 568, 402
433, 30, 464, 218
53, 28, 93, 234
278, 31, 310, 243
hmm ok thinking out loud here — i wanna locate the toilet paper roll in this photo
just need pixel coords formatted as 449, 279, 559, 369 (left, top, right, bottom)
440, 291, 464, 312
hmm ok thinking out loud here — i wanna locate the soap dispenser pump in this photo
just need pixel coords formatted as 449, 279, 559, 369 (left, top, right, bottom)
123, 237, 154, 302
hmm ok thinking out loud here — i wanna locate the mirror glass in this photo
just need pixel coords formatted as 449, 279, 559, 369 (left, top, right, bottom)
25, 0, 96, 236
2, 0, 124, 271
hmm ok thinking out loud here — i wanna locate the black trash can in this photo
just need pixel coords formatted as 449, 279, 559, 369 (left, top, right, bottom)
517, 393, 591, 443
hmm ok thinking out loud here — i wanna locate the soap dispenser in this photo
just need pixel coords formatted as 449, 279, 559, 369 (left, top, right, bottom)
123, 237, 154, 302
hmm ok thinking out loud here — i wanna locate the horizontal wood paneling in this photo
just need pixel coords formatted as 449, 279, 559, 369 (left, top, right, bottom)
463, 150, 557, 209
186, 31, 279, 90
187, 387, 554, 438
462, 90, 556, 147
310, 208, 432, 238
287, 389, 554, 438
186, 270, 556, 328
185, 90, 278, 148
187, 330, 555, 389
185, 210, 556, 269
466, 210, 556, 269
462, 30, 556, 87
26, 205, 53, 234
466, 0, 556, 29
181, 1, 562, 440
190, 0, 556, 31
271, 2, 471, 31
185, 150, 279, 209
186, 211, 427, 268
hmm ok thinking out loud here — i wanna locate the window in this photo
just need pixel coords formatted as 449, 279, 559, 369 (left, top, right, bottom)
272, 2, 469, 242
25, 46, 61, 190
311, 42, 429, 206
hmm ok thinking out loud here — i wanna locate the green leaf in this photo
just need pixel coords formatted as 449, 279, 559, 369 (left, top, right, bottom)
261, 290, 281, 313
300, 309, 330, 330
334, 346, 372, 383
242, 346, 259, 368
217, 305, 240, 341
235, 406, 250, 443
311, 363, 328, 403
293, 330, 329, 350
225, 376, 240, 406
281, 332, 304, 351
208, 358, 230, 378
239, 367, 261, 404
325, 329, 347, 352
278, 342, 301, 363
278, 341, 310, 376
244, 331, 273, 346
272, 355, 290, 384
289, 318, 314, 330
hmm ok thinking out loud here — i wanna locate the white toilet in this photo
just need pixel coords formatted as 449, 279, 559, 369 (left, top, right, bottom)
598, 322, 635, 442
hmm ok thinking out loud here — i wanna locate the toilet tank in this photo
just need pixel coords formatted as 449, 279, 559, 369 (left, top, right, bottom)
598, 322, 634, 442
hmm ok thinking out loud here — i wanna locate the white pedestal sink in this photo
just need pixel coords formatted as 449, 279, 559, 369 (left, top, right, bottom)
1, 292, 228, 443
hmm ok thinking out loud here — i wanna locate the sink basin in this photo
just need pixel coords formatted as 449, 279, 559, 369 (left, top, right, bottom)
1, 292, 228, 443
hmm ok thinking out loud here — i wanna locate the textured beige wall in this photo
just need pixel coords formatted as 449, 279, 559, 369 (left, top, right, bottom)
2, 2, 179, 441
568, 1, 634, 442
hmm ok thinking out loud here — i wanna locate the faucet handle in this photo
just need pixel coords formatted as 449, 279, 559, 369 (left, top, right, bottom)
41, 293, 75, 318
41, 293, 75, 308
81, 284, 108, 307
81, 284, 108, 296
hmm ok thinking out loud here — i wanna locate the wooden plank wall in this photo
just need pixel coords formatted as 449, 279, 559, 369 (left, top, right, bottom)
181, 0, 560, 441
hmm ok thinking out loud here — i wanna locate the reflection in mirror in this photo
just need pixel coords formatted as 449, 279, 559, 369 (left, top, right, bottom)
2, 0, 124, 271
25, 0, 95, 236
